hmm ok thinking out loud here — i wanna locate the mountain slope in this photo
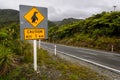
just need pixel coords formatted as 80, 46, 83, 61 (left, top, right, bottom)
0, 9, 19, 26
0, 9, 80, 29
53, 18, 80, 26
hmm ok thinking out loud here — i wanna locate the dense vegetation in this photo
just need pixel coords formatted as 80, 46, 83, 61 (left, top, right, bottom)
49, 11, 120, 53
0, 23, 107, 80
0, 23, 33, 76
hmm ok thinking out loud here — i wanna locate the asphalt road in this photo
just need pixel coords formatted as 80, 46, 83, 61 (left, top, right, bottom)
41, 42, 120, 74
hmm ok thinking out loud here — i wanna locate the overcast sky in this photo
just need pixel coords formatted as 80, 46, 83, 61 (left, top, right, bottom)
0, 0, 120, 21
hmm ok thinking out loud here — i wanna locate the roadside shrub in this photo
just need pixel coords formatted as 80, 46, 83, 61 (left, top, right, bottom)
0, 45, 14, 76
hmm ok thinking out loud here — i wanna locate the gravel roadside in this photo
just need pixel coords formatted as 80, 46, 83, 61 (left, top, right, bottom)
43, 47, 120, 80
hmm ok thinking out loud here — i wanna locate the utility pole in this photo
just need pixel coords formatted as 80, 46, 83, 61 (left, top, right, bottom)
113, 6, 117, 11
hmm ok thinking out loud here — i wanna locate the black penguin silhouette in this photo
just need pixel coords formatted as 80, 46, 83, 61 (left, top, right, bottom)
31, 11, 38, 23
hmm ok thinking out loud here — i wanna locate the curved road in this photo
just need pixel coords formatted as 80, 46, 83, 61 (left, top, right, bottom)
41, 42, 120, 74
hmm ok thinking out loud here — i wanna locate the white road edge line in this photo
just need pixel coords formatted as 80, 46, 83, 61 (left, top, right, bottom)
42, 45, 120, 74
57, 50, 120, 74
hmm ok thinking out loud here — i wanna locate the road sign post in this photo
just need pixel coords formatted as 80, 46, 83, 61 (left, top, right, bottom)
20, 5, 48, 71
33, 40, 37, 71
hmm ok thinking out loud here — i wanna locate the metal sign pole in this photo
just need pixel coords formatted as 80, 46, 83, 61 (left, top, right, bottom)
33, 40, 37, 71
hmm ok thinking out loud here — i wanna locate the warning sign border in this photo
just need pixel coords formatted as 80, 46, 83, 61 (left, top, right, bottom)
23, 7, 45, 28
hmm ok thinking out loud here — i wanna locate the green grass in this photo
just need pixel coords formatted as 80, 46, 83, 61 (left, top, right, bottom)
0, 48, 108, 80
37, 49, 108, 80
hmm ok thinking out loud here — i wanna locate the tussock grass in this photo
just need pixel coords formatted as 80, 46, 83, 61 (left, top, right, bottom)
0, 48, 109, 80
37, 49, 108, 80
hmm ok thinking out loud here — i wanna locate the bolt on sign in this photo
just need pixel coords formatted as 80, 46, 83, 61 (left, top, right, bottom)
19, 5, 48, 40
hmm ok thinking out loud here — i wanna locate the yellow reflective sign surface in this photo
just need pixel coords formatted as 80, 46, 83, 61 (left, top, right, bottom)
24, 28, 45, 40
24, 7, 44, 28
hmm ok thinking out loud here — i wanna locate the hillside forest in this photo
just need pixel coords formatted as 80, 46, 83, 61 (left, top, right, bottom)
49, 11, 120, 53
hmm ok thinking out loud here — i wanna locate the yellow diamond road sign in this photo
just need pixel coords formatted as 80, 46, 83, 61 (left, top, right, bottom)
24, 7, 44, 28
20, 5, 48, 40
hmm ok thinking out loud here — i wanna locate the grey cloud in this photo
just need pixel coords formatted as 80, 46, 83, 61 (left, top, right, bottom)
47, 0, 120, 20
0, 0, 19, 10
62, 9, 93, 19
0, 0, 120, 21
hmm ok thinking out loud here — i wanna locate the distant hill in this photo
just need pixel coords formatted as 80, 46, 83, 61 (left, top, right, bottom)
0, 9, 80, 28
0, 9, 19, 26
53, 18, 80, 26
48, 21, 56, 28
